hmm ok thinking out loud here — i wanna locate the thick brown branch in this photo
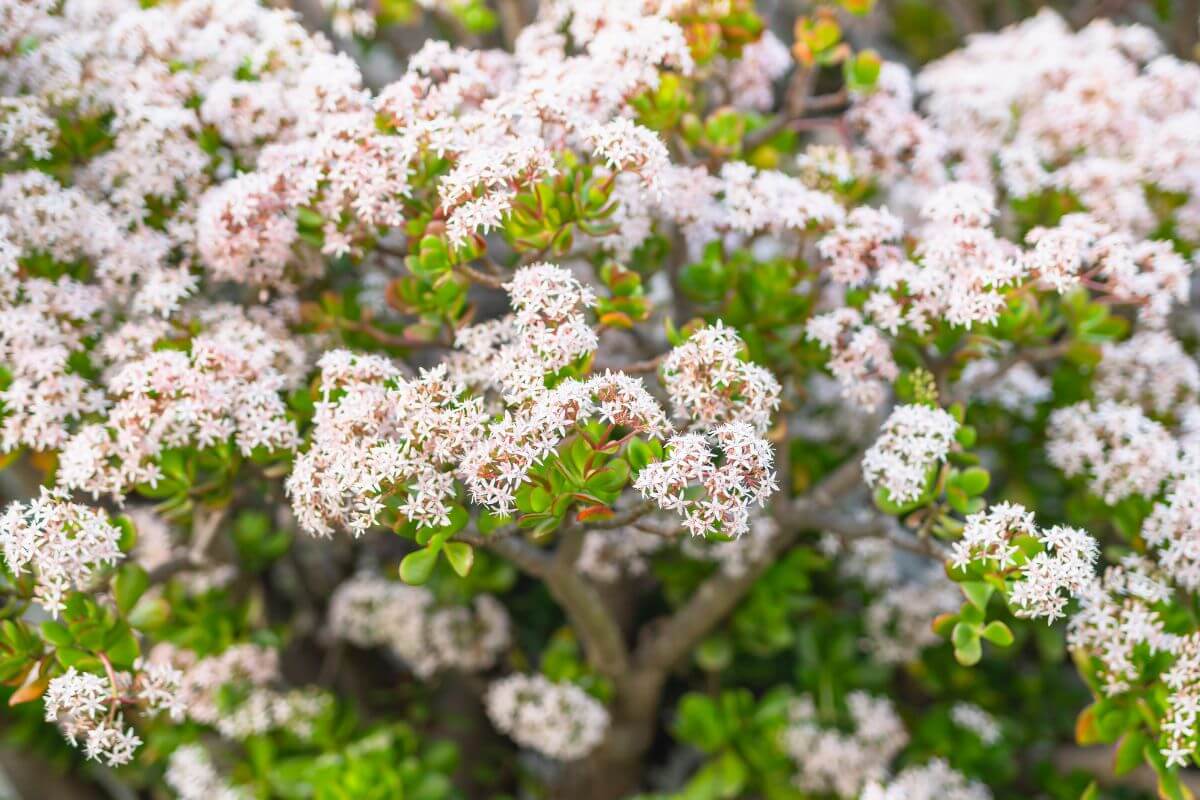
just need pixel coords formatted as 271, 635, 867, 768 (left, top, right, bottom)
464, 527, 630, 678
460, 531, 552, 578
547, 526, 630, 678
633, 457, 865, 673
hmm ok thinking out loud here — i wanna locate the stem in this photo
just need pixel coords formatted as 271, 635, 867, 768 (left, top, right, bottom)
188, 504, 229, 563
633, 456, 864, 674
97, 653, 121, 722
454, 263, 506, 289
592, 355, 663, 374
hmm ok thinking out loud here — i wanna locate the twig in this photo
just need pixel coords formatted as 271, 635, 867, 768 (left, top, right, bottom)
593, 355, 663, 375
340, 318, 443, 350
463, 523, 630, 678
455, 263, 506, 290
459, 531, 552, 579
743, 92, 850, 151
633, 454, 866, 674
810, 508, 949, 560
146, 554, 204, 584
579, 500, 657, 530
496, 0, 524, 50
189, 504, 229, 563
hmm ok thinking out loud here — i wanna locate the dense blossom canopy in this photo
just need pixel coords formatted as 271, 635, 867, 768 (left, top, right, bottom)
1, 0, 1200, 798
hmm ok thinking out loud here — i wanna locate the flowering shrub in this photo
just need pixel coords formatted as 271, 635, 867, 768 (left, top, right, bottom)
2, 0, 1200, 798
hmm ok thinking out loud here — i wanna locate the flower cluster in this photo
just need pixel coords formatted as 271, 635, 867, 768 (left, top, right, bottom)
493, 263, 599, 402
288, 352, 487, 537
165, 744, 248, 800
633, 422, 776, 538
818, 206, 905, 288
576, 526, 664, 583
805, 308, 899, 412
0, 490, 123, 616
950, 703, 1002, 744
1047, 401, 1179, 505
1142, 477, 1200, 592
58, 310, 305, 501
1095, 331, 1200, 418
450, 265, 601, 403
328, 573, 510, 678
1068, 557, 1175, 698
461, 372, 670, 514
484, 673, 610, 761
43, 661, 182, 767
862, 759, 992, 800
862, 405, 959, 505
43, 669, 143, 767
1161, 633, 1200, 767
951, 502, 1098, 621
956, 358, 1052, 416
864, 576, 960, 665
913, 11, 1200, 234
781, 692, 909, 798
834, 535, 961, 664
659, 323, 781, 433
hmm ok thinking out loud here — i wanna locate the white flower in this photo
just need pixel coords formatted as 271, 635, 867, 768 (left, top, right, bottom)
782, 692, 908, 798
0, 490, 123, 617
1047, 401, 1178, 505
634, 422, 776, 538
660, 323, 781, 433
328, 574, 510, 677
862, 405, 958, 505
485, 674, 609, 760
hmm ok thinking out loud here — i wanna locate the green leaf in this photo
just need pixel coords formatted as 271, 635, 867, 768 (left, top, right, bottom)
674, 694, 726, 751
399, 548, 439, 585
113, 515, 137, 553
1080, 781, 1099, 800
952, 622, 981, 666
626, 437, 654, 472
127, 595, 171, 630
955, 425, 977, 448
960, 581, 994, 612
443, 542, 474, 578
684, 750, 747, 799
1113, 730, 1148, 776
981, 620, 1014, 647
113, 563, 149, 616
529, 486, 552, 514
40, 620, 73, 648
56, 648, 100, 672
959, 601, 985, 626
946, 485, 972, 514
1157, 767, 1194, 800
695, 635, 733, 672
104, 621, 140, 668
957, 466, 990, 496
